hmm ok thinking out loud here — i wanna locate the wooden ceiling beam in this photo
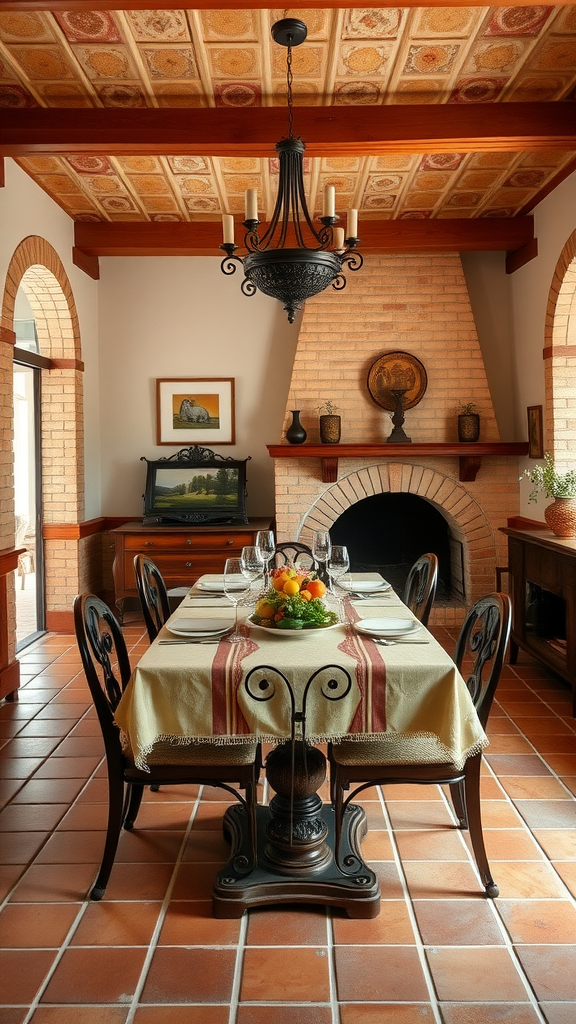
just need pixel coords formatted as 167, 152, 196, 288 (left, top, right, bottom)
3, 1, 572, 9
3, 105, 574, 158
74, 217, 534, 258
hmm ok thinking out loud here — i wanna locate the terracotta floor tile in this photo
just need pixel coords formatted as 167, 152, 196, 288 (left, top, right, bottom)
0, 779, 24, 806
370, 861, 405, 899
10, 863, 98, 902
181, 829, 229, 863
514, 799, 576, 830
335, 945, 428, 1001
413, 897, 503, 945
439, 1005, 541, 1024
339, 1007, 434, 1024
32, 756, 102, 779
532, 827, 576, 860
0, 803, 68, 832
71, 900, 161, 946
132, 1009, 227, 1024
0, 863, 26, 900
1, 737, 61, 760
11, 779, 86, 804
141, 947, 236, 1003
158, 900, 241, 945
332, 899, 414, 945
356, 828, 393, 861
489, 861, 569, 899
0, 949, 57, 1002
530, 735, 576, 754
498, 775, 571, 800
474, 828, 544, 861
0, 1010, 29, 1024
549, 860, 576, 895
54, 802, 109, 831
68, 719, 103, 737
102, 862, 175, 902
41, 946, 147, 1003
515, 945, 576, 999
246, 905, 328, 946
483, 754, 552, 777
542, 754, 576, 774
426, 946, 527, 1001
514, 718, 575, 737
52, 737, 105, 758
131, 801, 196, 830
0, 830, 49, 864
395, 828, 469, 861
538, 1003, 576, 1024
189, 802, 234, 831
0, 901, 80, 948
1, 757, 46, 778
497, 897, 576, 943
385, 800, 455, 829
241, 946, 330, 1002
380, 784, 442, 801
483, 734, 536, 754
236, 1008, 333, 1024
141, 783, 200, 803
34, 703, 90, 720
13, 719, 77, 739
477, 800, 526, 828
402, 860, 489, 899
35, 829, 106, 864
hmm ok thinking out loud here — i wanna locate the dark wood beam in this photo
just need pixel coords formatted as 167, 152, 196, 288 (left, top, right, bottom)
72, 248, 100, 281
3, 1, 571, 9
2, 105, 575, 158
506, 238, 538, 274
74, 217, 534, 258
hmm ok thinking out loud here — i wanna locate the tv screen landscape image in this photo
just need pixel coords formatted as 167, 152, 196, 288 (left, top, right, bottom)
154, 466, 239, 512
142, 448, 249, 525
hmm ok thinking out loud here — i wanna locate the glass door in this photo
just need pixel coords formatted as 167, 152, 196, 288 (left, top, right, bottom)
13, 358, 45, 648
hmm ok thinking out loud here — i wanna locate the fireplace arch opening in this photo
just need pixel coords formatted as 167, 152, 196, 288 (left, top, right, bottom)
329, 492, 456, 601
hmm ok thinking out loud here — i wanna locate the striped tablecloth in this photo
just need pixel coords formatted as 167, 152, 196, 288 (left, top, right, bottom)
114, 575, 487, 771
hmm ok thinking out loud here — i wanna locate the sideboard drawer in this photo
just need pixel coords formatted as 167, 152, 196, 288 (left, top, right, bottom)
123, 532, 252, 552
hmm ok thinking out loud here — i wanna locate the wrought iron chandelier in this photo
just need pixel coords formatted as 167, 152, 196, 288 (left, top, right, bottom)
219, 18, 363, 324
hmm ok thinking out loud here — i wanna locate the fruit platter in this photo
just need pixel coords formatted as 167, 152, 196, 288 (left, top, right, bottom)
249, 565, 339, 634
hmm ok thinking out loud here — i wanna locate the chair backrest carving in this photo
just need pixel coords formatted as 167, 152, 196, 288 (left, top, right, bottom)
454, 593, 512, 729
134, 554, 170, 642
403, 552, 439, 626
274, 542, 317, 572
74, 594, 131, 750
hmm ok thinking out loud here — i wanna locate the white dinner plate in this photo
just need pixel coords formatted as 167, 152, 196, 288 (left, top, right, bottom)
248, 616, 341, 640
197, 579, 247, 593
339, 580, 392, 593
353, 617, 422, 638
167, 617, 233, 638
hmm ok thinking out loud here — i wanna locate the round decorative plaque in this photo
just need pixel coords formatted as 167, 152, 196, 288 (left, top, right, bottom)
367, 351, 428, 412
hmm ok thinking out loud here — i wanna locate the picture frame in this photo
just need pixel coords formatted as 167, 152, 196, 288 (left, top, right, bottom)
156, 378, 235, 446
527, 405, 544, 459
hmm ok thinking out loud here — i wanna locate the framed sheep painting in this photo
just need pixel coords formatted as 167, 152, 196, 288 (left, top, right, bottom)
156, 378, 235, 445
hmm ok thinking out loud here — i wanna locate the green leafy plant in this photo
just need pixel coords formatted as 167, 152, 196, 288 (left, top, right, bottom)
458, 402, 479, 415
318, 400, 338, 415
522, 452, 576, 502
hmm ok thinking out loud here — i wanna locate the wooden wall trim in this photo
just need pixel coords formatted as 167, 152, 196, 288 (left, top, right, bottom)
543, 345, 576, 360
505, 237, 538, 275
42, 515, 139, 540
45, 610, 74, 633
0, 327, 16, 345
506, 515, 548, 530
49, 358, 85, 371
0, 548, 23, 574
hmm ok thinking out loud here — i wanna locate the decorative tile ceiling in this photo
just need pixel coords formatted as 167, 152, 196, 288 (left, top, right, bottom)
1, 5, 576, 223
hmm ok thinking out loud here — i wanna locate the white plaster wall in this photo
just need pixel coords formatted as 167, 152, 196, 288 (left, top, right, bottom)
0, 160, 101, 518
97, 257, 300, 517
510, 168, 576, 517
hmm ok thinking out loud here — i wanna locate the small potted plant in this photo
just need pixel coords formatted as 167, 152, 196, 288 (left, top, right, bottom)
457, 402, 480, 443
318, 400, 341, 444
522, 452, 576, 537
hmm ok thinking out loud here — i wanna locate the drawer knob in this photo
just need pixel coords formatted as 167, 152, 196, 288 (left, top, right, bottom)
185, 561, 192, 568
186, 539, 191, 545
145, 542, 152, 547
227, 539, 234, 545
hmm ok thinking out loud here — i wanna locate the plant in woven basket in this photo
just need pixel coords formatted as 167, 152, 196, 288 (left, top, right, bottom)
522, 453, 576, 503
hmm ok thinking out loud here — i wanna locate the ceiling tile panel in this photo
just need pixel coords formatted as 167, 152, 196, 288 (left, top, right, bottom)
0, 12, 54, 43
126, 10, 190, 43
54, 10, 122, 43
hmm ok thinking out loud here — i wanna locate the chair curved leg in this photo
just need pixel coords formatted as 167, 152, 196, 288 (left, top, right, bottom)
91, 774, 125, 901
449, 780, 468, 829
123, 783, 144, 831
464, 754, 499, 898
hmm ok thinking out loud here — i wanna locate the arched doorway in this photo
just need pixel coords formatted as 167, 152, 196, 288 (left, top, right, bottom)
544, 228, 576, 463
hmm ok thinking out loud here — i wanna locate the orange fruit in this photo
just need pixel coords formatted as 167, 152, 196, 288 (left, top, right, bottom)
256, 600, 277, 619
272, 573, 288, 591
299, 589, 312, 602
283, 578, 300, 596
303, 579, 326, 599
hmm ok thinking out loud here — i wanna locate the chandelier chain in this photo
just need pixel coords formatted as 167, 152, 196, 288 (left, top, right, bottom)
286, 40, 294, 139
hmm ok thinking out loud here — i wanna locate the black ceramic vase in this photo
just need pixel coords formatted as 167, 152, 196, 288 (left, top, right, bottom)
286, 410, 307, 445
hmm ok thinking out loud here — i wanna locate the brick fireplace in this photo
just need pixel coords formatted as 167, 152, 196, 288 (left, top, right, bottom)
271, 252, 522, 627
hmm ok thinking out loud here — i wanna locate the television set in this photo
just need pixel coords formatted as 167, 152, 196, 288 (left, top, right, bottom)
141, 446, 250, 526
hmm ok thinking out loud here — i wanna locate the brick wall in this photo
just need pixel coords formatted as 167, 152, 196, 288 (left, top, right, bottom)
274, 252, 519, 626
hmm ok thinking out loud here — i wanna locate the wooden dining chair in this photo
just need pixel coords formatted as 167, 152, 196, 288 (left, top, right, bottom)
328, 593, 512, 898
403, 552, 439, 627
134, 554, 171, 642
274, 541, 317, 572
74, 593, 261, 901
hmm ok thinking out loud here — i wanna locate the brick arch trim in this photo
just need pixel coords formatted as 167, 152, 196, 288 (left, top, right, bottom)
544, 228, 576, 459
2, 235, 81, 360
297, 462, 496, 592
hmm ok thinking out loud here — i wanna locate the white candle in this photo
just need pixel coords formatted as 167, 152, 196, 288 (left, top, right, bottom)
333, 227, 345, 250
347, 208, 358, 238
222, 214, 235, 245
323, 185, 336, 218
245, 188, 258, 221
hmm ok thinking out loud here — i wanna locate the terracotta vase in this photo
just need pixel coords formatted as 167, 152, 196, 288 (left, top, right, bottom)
544, 497, 576, 538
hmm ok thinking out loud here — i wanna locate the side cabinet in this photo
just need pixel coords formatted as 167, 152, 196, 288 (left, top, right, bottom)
112, 519, 272, 616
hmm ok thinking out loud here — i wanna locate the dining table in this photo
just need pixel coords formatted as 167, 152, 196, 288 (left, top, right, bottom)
114, 573, 487, 918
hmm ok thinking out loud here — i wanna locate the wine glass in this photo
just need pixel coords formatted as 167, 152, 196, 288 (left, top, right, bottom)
241, 545, 265, 592
256, 530, 275, 590
327, 545, 350, 592
312, 530, 332, 584
223, 557, 251, 642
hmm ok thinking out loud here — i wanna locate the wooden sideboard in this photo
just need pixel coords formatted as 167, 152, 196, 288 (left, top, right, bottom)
501, 526, 576, 714
111, 519, 272, 616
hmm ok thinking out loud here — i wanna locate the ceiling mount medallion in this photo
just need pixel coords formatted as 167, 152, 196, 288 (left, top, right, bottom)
219, 18, 363, 324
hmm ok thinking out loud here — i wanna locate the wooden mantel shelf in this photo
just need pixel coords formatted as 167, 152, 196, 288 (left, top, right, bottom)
267, 442, 529, 484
